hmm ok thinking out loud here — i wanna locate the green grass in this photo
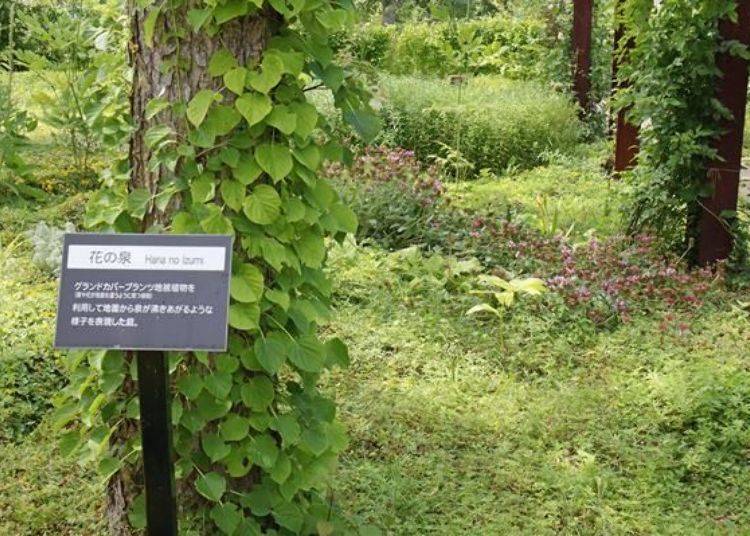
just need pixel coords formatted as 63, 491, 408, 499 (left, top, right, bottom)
379, 75, 581, 176
447, 143, 624, 238
325, 243, 750, 534
1, 208, 750, 533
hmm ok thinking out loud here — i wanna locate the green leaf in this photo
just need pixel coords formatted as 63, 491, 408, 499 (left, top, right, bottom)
272, 413, 301, 446
214, 0, 249, 24
210, 503, 243, 535
294, 231, 325, 268
143, 5, 161, 48
272, 501, 303, 533
270, 452, 292, 484
243, 184, 281, 224
289, 337, 325, 372
187, 90, 217, 128
254, 333, 288, 374
224, 67, 247, 95
301, 424, 329, 456
127, 494, 147, 530
177, 373, 204, 400
324, 337, 350, 368
248, 55, 284, 94
208, 48, 238, 77
98, 456, 122, 480
248, 433, 279, 469
293, 144, 320, 171
195, 471, 226, 502
220, 415, 250, 442
231, 263, 264, 303
266, 105, 297, 135
343, 107, 382, 143
204, 105, 242, 137
324, 203, 358, 234
204, 371, 232, 399
145, 97, 170, 119
290, 102, 319, 138
233, 156, 263, 185
202, 433, 231, 462
127, 188, 151, 220
241, 375, 275, 411
235, 93, 273, 127
229, 302, 260, 331
265, 288, 289, 310
255, 143, 293, 183
191, 173, 215, 203
283, 197, 306, 222
187, 8, 212, 32
220, 180, 245, 212
201, 206, 234, 235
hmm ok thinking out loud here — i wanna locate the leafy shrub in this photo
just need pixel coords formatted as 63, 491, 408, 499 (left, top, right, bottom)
324, 146, 446, 249
379, 75, 580, 176
0, 256, 64, 442
25, 221, 76, 275
0, 86, 38, 198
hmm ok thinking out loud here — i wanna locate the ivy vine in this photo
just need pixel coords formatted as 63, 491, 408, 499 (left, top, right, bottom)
617, 0, 745, 257
55, 0, 378, 533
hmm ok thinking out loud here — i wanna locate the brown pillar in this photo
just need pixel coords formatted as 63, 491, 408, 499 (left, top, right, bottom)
696, 0, 750, 265
612, 0, 639, 173
572, 0, 593, 116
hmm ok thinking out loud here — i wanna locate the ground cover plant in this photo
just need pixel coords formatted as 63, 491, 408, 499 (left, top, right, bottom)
2, 0, 750, 534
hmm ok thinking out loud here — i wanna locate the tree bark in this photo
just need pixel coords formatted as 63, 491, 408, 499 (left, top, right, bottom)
128, 0, 278, 230
107, 3, 279, 533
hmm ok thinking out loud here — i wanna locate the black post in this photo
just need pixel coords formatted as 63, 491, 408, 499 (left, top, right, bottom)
136, 351, 178, 536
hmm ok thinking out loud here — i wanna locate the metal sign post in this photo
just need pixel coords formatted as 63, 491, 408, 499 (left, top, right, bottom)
54, 233, 233, 535
137, 351, 178, 536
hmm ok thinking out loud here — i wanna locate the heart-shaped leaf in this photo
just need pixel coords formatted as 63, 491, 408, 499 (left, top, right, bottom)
195, 471, 226, 502
236, 93, 272, 127
255, 143, 293, 183
187, 90, 217, 128
231, 263, 264, 303
243, 184, 281, 224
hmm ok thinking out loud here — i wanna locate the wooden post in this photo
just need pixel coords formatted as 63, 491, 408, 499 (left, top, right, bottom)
572, 0, 593, 116
696, 0, 750, 265
612, 0, 639, 172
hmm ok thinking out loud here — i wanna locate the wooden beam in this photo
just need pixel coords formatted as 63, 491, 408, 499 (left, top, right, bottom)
572, 0, 593, 116
697, 0, 750, 264
612, 0, 638, 173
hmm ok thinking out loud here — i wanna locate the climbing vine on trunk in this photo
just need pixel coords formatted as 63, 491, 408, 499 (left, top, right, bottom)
56, 0, 378, 533
617, 0, 743, 257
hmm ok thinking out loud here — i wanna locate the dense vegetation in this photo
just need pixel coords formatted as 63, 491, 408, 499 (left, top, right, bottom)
2, 0, 750, 534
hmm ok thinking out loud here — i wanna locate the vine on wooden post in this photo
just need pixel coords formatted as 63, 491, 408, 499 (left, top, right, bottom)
617, 0, 745, 257
56, 0, 379, 533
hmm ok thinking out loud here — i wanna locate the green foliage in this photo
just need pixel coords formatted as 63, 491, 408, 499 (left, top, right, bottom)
17, 0, 131, 171
0, 253, 65, 443
58, 0, 378, 534
325, 146, 447, 250
338, 15, 559, 81
0, 86, 38, 197
380, 75, 580, 176
326, 240, 750, 533
618, 0, 744, 254
25, 221, 76, 275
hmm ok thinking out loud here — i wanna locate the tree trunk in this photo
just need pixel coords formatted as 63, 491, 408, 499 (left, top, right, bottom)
106, 3, 279, 533
128, 0, 278, 230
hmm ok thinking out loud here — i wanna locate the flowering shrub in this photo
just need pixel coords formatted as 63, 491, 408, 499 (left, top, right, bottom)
324, 146, 446, 249
473, 218, 721, 325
